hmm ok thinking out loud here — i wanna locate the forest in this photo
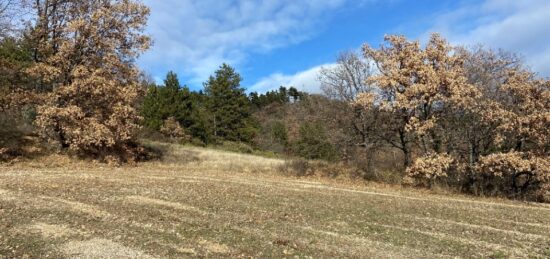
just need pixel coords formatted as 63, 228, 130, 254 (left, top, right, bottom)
0, 0, 549, 203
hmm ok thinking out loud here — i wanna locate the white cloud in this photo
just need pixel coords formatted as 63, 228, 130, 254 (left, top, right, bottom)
139, 0, 347, 85
253, 0, 550, 96
426, 0, 550, 76
139, 0, 550, 94
255, 0, 550, 95
249, 63, 338, 93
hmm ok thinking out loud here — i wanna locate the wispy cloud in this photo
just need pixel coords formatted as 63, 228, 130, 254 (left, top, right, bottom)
256, 0, 550, 95
426, 0, 550, 76
138, 0, 550, 94
139, 0, 346, 85
249, 64, 338, 93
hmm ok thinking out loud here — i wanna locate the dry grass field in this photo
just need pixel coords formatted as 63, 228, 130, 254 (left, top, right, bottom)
1, 143, 549, 258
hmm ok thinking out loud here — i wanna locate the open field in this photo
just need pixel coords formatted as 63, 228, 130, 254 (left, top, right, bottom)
1, 144, 550, 258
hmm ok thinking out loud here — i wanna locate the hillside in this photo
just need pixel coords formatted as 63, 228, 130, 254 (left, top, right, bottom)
1, 144, 549, 258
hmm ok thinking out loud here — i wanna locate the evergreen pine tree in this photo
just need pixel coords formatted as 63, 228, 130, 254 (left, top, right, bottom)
188, 91, 214, 144
141, 71, 193, 131
204, 64, 256, 142
158, 71, 193, 127
141, 83, 163, 130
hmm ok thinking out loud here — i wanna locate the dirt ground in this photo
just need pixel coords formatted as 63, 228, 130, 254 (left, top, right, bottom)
1, 144, 549, 258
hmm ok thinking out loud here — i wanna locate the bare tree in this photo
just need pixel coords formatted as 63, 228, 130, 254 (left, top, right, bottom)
319, 51, 374, 102
319, 51, 381, 172
0, 0, 28, 37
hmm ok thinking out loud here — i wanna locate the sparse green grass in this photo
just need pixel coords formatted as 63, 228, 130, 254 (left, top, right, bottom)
1, 143, 549, 258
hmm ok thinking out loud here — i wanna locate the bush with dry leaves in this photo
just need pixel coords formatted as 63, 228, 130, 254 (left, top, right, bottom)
160, 117, 190, 143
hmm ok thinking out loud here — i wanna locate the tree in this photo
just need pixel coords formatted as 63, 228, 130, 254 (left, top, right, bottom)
293, 121, 337, 161
361, 33, 480, 166
0, 36, 33, 112
140, 83, 162, 130
0, 0, 34, 112
456, 46, 549, 157
141, 71, 193, 131
288, 87, 302, 102
320, 51, 373, 102
359, 34, 549, 200
253, 94, 348, 161
204, 63, 256, 142
320, 50, 381, 171
187, 90, 214, 144
27, 0, 72, 80
461, 53, 550, 201
249, 86, 306, 110
30, 0, 151, 162
160, 71, 192, 126
452, 46, 523, 165
494, 70, 549, 154
271, 120, 288, 147
0, 0, 26, 38
0, 36, 36, 160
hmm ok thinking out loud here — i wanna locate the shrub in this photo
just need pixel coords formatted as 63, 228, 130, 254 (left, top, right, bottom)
0, 147, 22, 162
188, 138, 207, 147
271, 121, 288, 146
362, 168, 404, 185
472, 152, 550, 202
293, 122, 337, 161
0, 111, 40, 162
404, 153, 456, 188
160, 117, 190, 143
310, 161, 364, 179
279, 159, 364, 179
219, 141, 254, 154
279, 159, 312, 177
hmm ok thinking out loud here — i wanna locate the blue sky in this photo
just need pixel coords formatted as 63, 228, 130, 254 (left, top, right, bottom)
138, 0, 550, 93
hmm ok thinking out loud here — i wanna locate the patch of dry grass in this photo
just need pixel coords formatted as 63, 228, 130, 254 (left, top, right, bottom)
1, 143, 549, 258
125, 195, 206, 215
62, 238, 155, 259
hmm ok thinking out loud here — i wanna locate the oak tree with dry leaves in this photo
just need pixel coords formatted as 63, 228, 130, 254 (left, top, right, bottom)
356, 34, 549, 201
29, 0, 151, 163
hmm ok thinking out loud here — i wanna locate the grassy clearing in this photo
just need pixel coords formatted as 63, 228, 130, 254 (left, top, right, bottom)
1, 143, 549, 258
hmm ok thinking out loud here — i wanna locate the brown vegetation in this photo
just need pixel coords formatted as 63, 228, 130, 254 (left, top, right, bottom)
330, 33, 550, 202
25, 0, 151, 163
1, 144, 549, 258
159, 117, 191, 142
0, 1, 548, 204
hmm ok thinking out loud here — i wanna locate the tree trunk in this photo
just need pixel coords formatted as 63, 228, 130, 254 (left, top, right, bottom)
54, 120, 69, 149
403, 147, 411, 168
364, 145, 375, 175
399, 129, 411, 167
469, 141, 479, 167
